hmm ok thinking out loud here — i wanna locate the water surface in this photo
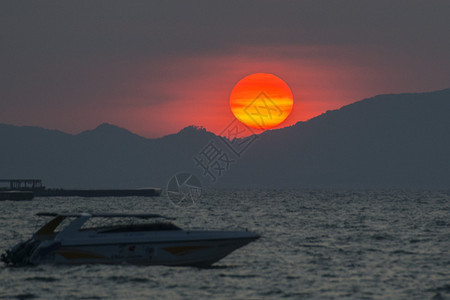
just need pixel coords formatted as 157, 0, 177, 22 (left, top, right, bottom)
0, 190, 449, 299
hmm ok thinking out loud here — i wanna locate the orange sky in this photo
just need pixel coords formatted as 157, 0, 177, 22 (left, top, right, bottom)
108, 45, 431, 138
2, 44, 447, 139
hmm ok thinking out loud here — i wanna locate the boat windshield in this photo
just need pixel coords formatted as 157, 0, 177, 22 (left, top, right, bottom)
79, 217, 181, 232
97, 222, 181, 233
34, 216, 77, 240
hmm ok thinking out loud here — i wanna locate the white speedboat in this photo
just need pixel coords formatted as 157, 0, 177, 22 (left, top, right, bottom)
1, 212, 259, 267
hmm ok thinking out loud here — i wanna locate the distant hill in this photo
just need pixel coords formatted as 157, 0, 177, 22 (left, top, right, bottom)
0, 123, 214, 189
223, 88, 450, 188
0, 88, 449, 189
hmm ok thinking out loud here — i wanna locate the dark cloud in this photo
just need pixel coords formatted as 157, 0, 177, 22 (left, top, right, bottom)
3, 1, 449, 58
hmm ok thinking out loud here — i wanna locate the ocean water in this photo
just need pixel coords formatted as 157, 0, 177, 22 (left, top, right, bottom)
0, 190, 449, 299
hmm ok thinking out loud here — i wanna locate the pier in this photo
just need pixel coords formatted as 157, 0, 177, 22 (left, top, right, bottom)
0, 179, 161, 198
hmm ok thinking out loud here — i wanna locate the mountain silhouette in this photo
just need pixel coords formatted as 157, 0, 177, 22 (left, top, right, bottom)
0, 89, 449, 189
223, 88, 450, 188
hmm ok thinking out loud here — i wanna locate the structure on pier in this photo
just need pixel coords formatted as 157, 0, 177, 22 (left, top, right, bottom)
0, 179, 44, 190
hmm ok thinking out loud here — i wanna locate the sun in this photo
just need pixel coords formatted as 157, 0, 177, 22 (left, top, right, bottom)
229, 73, 293, 130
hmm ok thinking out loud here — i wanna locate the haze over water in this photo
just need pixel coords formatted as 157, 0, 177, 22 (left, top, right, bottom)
1, 190, 448, 299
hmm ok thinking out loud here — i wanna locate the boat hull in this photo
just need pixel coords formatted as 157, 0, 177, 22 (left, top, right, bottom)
31, 236, 258, 266
1, 213, 260, 267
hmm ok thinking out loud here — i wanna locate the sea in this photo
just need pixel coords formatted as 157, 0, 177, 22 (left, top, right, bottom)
0, 190, 449, 299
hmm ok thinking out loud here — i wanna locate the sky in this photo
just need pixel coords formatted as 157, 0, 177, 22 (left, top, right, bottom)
1, 1, 450, 138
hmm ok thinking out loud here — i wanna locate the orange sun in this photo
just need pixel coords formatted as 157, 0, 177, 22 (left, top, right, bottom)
230, 73, 293, 130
